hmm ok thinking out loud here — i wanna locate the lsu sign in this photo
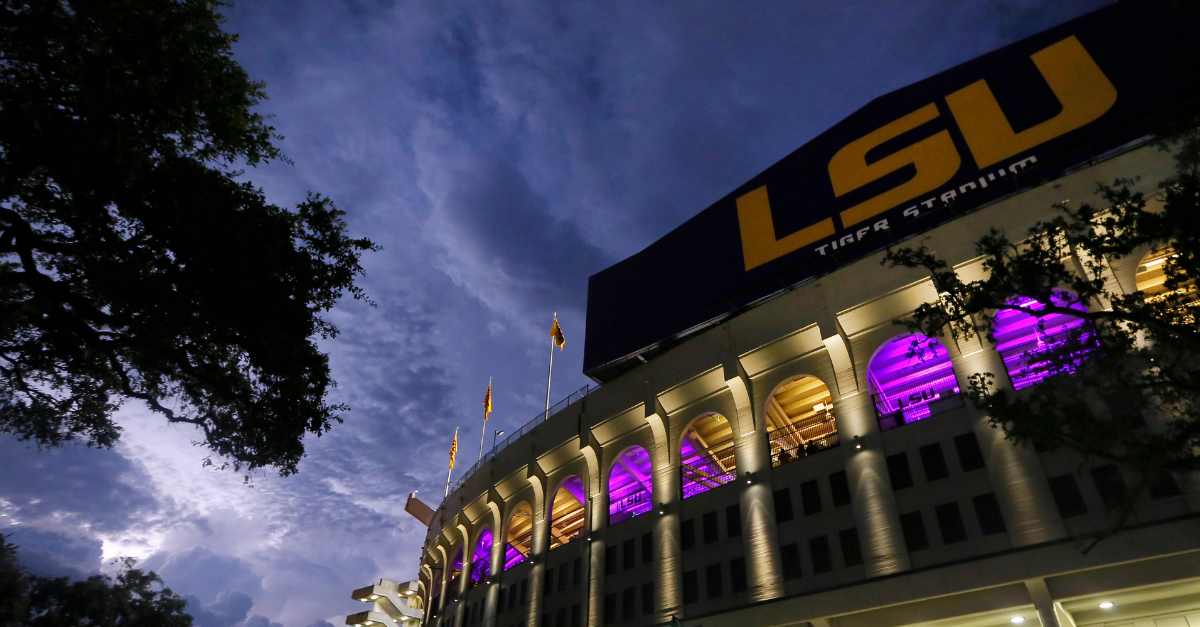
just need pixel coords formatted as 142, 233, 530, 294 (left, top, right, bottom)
584, 1, 1200, 380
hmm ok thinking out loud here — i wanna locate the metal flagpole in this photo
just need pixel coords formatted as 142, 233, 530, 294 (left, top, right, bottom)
479, 378, 491, 461
445, 426, 458, 497
545, 313, 556, 417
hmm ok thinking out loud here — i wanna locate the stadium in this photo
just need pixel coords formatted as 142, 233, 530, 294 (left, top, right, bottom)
399, 5, 1200, 627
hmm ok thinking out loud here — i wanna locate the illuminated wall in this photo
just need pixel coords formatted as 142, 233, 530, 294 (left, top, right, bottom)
608, 446, 653, 525
548, 476, 586, 550
471, 528, 491, 583
681, 414, 737, 499
504, 501, 532, 570
993, 293, 1091, 390
765, 375, 839, 467
868, 335, 959, 430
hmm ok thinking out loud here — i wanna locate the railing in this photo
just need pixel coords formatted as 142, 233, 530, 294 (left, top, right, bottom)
999, 328, 1098, 391
443, 384, 596, 502
769, 415, 840, 468
876, 390, 965, 431
681, 444, 737, 499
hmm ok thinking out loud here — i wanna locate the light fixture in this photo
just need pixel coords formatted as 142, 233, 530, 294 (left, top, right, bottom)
370, 595, 379, 599
854, 435, 863, 450
745, 471, 753, 485
1099, 602, 1114, 609
1010, 618, 1025, 624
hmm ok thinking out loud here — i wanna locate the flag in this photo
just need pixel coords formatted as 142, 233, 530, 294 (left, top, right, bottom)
449, 429, 459, 469
483, 379, 492, 420
551, 315, 565, 350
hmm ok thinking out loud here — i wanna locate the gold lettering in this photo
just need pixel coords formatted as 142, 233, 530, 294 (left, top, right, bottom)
945, 35, 1117, 169
829, 103, 961, 228
736, 186, 835, 271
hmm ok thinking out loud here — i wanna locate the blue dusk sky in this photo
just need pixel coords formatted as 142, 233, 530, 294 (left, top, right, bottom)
0, 1, 1109, 626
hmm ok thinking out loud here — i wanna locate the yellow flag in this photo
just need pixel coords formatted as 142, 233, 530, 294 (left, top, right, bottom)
449, 429, 459, 469
551, 315, 565, 350
483, 379, 492, 420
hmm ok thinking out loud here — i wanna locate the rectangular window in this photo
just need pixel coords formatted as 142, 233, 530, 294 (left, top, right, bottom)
1149, 470, 1181, 499
559, 562, 571, 591
954, 433, 986, 472
934, 502, 968, 544
726, 504, 742, 537
1090, 465, 1127, 511
899, 511, 929, 552
498, 587, 507, 613
702, 511, 719, 544
572, 558, 582, 587
780, 542, 802, 580
681, 519, 696, 551
641, 582, 654, 616
543, 612, 551, 627
682, 570, 699, 605
519, 579, 528, 604
829, 470, 851, 507
774, 488, 794, 523
605, 545, 617, 575
622, 587, 635, 620
571, 605, 581, 627
887, 453, 914, 491
556, 608, 567, 627
705, 564, 723, 599
1047, 474, 1088, 519
604, 593, 617, 625
838, 528, 863, 567
622, 539, 636, 571
730, 557, 747, 593
641, 532, 653, 564
809, 536, 832, 574
919, 443, 949, 482
801, 480, 823, 516
972, 492, 1008, 535
544, 566, 554, 596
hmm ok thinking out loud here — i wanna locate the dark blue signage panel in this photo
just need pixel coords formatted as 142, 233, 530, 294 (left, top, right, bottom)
584, 1, 1200, 380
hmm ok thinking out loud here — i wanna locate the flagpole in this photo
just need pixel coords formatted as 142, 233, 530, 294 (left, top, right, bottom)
545, 313, 556, 416
445, 426, 458, 497
478, 400, 487, 462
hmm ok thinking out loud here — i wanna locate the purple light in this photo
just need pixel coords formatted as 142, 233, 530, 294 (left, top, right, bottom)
450, 547, 463, 581
994, 293, 1093, 390
609, 446, 653, 525
470, 528, 492, 583
680, 416, 736, 499
868, 334, 959, 430
503, 543, 525, 570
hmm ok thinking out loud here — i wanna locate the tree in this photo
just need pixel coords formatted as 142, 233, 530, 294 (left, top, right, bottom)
0, 537, 193, 627
0, 0, 378, 474
883, 122, 1200, 541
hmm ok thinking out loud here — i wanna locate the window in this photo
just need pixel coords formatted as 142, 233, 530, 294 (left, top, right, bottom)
899, 511, 929, 552
954, 433, 986, 472
681, 519, 695, 551
1149, 471, 1181, 499
549, 476, 586, 549
609, 446, 654, 525
641, 532, 653, 564
887, 453, 914, 491
993, 292, 1095, 390
542, 612, 551, 627
972, 493, 1007, 535
1090, 465, 1127, 510
622, 539, 635, 571
705, 564, 723, 599
499, 586, 507, 613
780, 543, 802, 580
1047, 474, 1088, 519
682, 414, 738, 498
519, 579, 528, 604
839, 528, 863, 567
726, 504, 742, 537
605, 545, 617, 575
702, 512, 719, 544
571, 605, 581, 627
919, 443, 949, 481
604, 593, 617, 625
730, 557, 747, 593
774, 488, 794, 523
934, 502, 967, 544
641, 582, 654, 615
558, 562, 570, 591
622, 587, 635, 620
767, 375, 839, 466
544, 566, 554, 595
801, 480, 823, 516
572, 558, 581, 587
682, 571, 699, 605
809, 536, 832, 574
829, 471, 851, 507
556, 608, 567, 627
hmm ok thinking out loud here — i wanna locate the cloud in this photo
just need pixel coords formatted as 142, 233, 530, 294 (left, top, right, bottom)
185, 591, 256, 627
240, 616, 285, 627
4, 526, 103, 579
142, 546, 263, 604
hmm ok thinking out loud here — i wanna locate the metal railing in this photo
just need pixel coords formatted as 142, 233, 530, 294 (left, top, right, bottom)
443, 384, 596, 502
769, 415, 840, 468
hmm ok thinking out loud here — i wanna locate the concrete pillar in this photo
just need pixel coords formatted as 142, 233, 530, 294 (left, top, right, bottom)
647, 410, 681, 623
727, 374, 784, 602
957, 346, 1068, 545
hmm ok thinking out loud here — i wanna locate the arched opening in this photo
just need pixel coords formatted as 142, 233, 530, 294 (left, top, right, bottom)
448, 546, 463, 600
1137, 246, 1198, 323
608, 446, 653, 525
681, 413, 736, 499
994, 292, 1094, 390
504, 502, 532, 570
548, 476, 586, 550
470, 528, 492, 584
868, 335, 960, 431
766, 375, 839, 467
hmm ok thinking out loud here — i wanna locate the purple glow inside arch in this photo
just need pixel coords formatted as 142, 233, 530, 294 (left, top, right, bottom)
994, 293, 1092, 390
503, 542, 525, 570
471, 529, 491, 583
868, 335, 959, 429
680, 416, 737, 499
609, 446, 653, 525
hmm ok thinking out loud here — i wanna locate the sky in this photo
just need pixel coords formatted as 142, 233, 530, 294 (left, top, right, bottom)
0, 1, 1111, 625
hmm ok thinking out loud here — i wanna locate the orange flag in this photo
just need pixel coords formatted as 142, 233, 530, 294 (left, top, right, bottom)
551, 315, 565, 350
449, 429, 459, 469
483, 379, 493, 420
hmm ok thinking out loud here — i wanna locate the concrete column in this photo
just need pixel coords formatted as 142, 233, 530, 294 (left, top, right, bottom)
484, 516, 504, 627
454, 530, 469, 627
586, 458, 606, 627
727, 374, 783, 602
647, 410, 681, 623
527, 478, 548, 627
957, 346, 1068, 546
839, 391, 911, 576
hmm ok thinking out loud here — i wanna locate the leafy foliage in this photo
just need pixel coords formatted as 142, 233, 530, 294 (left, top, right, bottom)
0, 0, 378, 474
